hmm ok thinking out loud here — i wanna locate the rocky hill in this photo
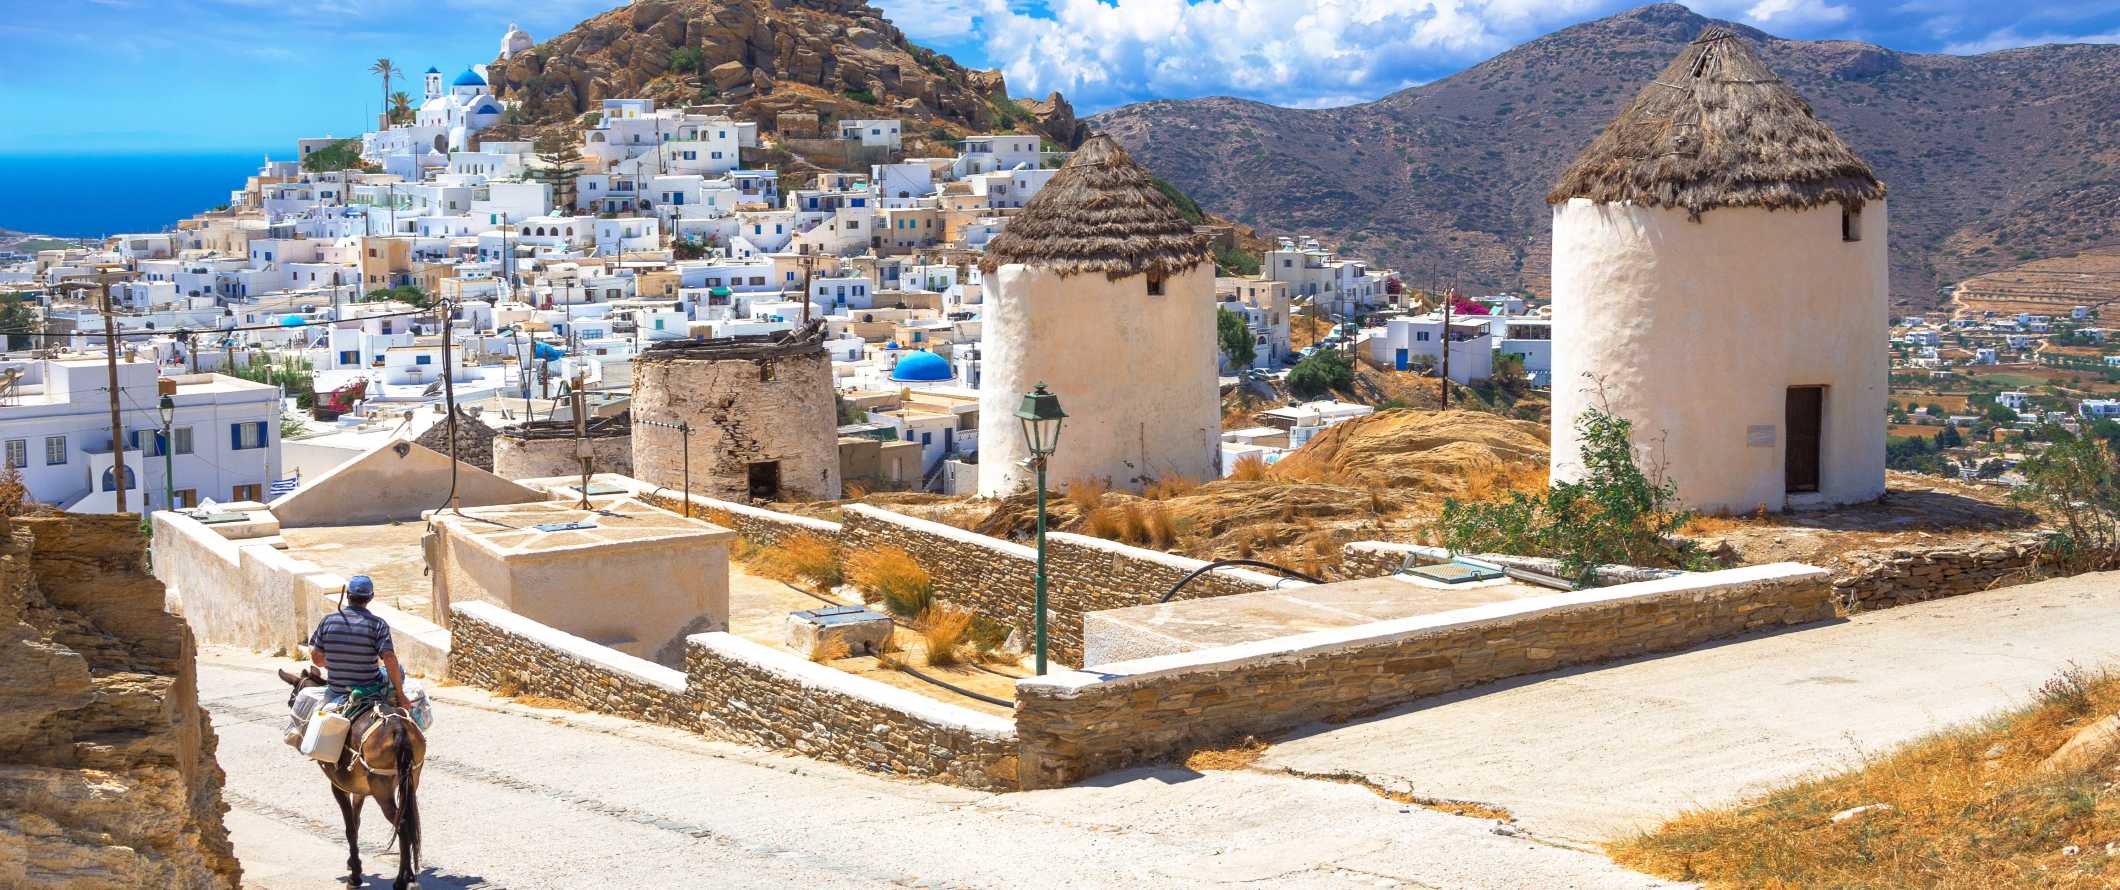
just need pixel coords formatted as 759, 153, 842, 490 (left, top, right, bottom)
1, 512, 239, 889
1090, 4, 2120, 310
485, 0, 1087, 152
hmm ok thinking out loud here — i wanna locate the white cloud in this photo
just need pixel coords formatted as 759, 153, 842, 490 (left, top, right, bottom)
944, 0, 1612, 111
1744, 0, 1852, 27
1942, 26, 2120, 54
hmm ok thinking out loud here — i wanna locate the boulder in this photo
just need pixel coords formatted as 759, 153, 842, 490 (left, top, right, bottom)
709, 60, 752, 90
2038, 713, 2120, 774
847, 26, 882, 50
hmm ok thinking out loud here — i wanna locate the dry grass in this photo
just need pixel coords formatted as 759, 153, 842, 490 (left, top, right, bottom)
1610, 665, 2120, 888
1229, 453, 1270, 482
1064, 476, 1110, 515
1457, 462, 1547, 502
1083, 505, 1123, 540
1143, 502, 1178, 549
489, 680, 587, 713
1680, 504, 1782, 537
846, 546, 934, 617
748, 533, 844, 592
919, 606, 973, 667
1144, 475, 1200, 500
700, 506, 738, 529
842, 479, 871, 499
1183, 736, 1271, 771
806, 635, 851, 664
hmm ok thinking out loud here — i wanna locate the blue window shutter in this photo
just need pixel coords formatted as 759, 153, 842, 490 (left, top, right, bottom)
255, 421, 268, 445
230, 423, 241, 449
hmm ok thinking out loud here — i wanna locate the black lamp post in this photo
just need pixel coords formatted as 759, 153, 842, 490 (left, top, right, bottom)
1014, 382, 1066, 674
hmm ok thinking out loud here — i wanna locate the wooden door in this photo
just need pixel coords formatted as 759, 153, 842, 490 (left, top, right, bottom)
1785, 387, 1823, 494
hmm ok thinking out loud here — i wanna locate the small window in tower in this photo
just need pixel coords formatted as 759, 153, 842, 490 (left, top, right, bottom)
1842, 206, 1861, 242
1146, 274, 1165, 296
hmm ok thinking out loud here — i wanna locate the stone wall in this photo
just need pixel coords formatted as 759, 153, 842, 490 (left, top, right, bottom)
635, 486, 843, 549
448, 602, 695, 730
446, 601, 1018, 790
493, 431, 633, 481
688, 633, 1019, 791
837, 505, 1300, 667
1013, 564, 1834, 789
3, 513, 241, 888
1340, 542, 1681, 587
1830, 534, 2046, 610
411, 407, 497, 472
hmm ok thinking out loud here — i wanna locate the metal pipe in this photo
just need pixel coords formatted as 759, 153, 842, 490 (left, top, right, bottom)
1159, 559, 1326, 603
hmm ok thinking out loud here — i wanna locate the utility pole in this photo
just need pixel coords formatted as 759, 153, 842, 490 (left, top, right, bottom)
99, 284, 129, 513
571, 373, 591, 509
1439, 285, 1452, 411
800, 253, 816, 323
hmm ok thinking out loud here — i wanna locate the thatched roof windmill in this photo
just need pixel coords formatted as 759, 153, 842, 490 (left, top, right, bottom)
979, 134, 1210, 280
1548, 26, 1885, 218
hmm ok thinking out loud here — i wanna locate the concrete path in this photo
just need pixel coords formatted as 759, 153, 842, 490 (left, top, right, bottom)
200, 653, 1672, 890
1259, 571, 2120, 845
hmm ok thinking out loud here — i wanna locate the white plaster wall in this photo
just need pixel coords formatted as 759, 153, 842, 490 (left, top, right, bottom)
978, 262, 1221, 496
1550, 199, 1888, 513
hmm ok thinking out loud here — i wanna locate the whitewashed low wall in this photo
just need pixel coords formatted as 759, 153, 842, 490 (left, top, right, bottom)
154, 510, 451, 676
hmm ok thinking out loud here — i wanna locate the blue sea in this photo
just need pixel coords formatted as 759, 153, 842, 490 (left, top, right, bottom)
0, 151, 270, 238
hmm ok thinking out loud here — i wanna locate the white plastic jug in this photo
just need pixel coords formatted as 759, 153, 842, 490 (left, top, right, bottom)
284, 686, 327, 748
402, 680, 435, 732
300, 707, 351, 762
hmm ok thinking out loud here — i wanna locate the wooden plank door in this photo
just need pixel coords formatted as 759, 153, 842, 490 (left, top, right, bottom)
1785, 386, 1823, 494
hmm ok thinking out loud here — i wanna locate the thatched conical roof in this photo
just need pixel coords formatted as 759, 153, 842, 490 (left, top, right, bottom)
1548, 26, 1884, 216
979, 134, 1211, 280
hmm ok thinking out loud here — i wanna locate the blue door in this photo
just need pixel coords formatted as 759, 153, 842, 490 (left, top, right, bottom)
1394, 348, 1409, 372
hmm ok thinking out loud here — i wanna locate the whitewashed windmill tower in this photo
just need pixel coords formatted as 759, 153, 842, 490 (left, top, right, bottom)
976, 135, 1220, 496
1547, 26, 1888, 513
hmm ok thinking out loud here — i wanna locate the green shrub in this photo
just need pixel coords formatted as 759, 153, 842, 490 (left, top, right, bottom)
1288, 349, 1354, 397
2013, 427, 2120, 572
1214, 244, 1260, 276
1216, 307, 1255, 369
1436, 408, 1709, 585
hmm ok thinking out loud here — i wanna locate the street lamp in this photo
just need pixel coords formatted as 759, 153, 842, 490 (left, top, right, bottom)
1014, 382, 1066, 675
157, 394, 176, 514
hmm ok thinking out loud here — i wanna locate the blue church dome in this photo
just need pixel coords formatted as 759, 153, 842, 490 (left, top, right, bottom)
888, 350, 953, 383
279, 314, 306, 327
452, 69, 486, 87
425, 66, 441, 74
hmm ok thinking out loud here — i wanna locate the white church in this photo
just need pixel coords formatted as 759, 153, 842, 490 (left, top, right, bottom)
1547, 26, 1888, 514
364, 24, 527, 174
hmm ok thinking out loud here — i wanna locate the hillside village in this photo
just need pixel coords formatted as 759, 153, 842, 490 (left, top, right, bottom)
6, 4, 2120, 890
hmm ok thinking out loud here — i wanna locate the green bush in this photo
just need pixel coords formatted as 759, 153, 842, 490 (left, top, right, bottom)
842, 87, 879, 105
1214, 244, 1260, 276
1216, 307, 1255, 369
1436, 408, 1710, 585
301, 138, 372, 173
1288, 349, 1354, 397
2013, 427, 2120, 572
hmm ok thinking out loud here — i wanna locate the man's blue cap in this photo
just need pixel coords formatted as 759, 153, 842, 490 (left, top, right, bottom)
346, 575, 375, 599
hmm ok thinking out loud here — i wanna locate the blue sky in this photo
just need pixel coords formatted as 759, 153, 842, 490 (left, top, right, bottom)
4, 0, 2116, 153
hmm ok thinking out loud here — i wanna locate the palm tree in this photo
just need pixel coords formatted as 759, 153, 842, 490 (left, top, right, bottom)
369, 58, 400, 126
389, 91, 413, 124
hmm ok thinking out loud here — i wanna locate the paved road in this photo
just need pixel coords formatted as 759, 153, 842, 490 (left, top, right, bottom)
1260, 571, 2120, 844
201, 653, 1671, 890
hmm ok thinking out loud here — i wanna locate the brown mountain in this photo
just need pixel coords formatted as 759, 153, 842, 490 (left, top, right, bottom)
1089, 3, 2120, 310
484, 0, 1087, 153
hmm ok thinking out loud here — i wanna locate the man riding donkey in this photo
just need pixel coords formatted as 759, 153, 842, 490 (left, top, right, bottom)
280, 575, 428, 889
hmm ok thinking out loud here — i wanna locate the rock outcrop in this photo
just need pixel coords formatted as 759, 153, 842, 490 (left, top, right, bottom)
0, 513, 239, 889
485, 0, 1086, 151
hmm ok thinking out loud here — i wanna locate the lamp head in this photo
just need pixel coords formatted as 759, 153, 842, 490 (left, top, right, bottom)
1013, 382, 1065, 459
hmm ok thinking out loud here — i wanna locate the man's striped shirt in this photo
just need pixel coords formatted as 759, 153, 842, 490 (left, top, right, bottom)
309, 606, 394, 692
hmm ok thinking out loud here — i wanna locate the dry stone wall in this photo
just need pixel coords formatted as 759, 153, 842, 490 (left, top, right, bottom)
1830, 534, 2047, 610
448, 602, 695, 730
635, 487, 843, 549
1013, 564, 1835, 789
447, 601, 1017, 790
688, 634, 1019, 791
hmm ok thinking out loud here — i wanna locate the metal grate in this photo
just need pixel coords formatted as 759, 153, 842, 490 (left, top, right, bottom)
531, 521, 597, 533
1405, 561, 1505, 584
792, 605, 888, 627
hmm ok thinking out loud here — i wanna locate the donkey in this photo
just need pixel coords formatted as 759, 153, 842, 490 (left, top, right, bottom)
281, 666, 427, 889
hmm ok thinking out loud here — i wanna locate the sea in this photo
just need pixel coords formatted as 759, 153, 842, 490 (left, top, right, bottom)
0, 151, 270, 239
